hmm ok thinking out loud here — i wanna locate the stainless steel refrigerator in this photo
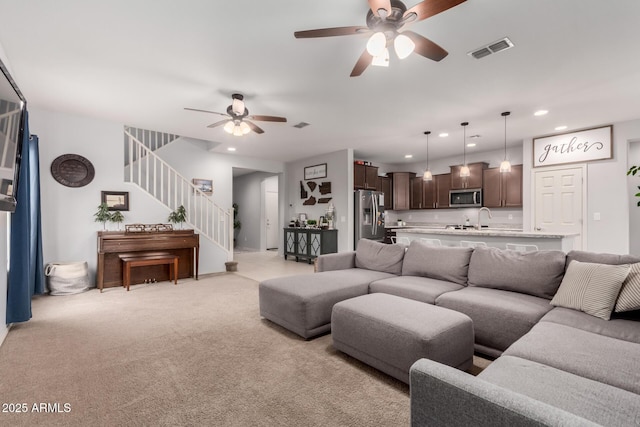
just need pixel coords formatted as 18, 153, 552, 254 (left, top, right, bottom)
354, 190, 385, 246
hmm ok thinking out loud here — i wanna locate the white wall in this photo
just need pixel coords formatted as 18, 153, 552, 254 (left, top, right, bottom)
628, 140, 640, 255
286, 149, 354, 252
30, 108, 286, 279
523, 118, 640, 254
233, 172, 279, 251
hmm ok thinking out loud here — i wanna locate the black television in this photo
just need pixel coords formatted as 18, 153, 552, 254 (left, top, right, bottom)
0, 57, 26, 212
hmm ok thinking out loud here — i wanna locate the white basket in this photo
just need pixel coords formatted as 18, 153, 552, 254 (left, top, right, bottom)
45, 262, 92, 295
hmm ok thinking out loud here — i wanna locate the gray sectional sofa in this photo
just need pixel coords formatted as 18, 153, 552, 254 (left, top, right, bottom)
259, 239, 640, 426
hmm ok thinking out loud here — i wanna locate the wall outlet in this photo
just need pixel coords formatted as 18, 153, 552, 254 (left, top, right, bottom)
508, 214, 513, 220
594, 212, 601, 221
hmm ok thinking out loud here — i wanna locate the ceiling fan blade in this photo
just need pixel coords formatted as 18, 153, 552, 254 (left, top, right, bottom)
404, 0, 466, 23
207, 119, 230, 129
247, 115, 287, 123
350, 49, 374, 77
184, 107, 229, 117
294, 26, 369, 38
246, 121, 264, 134
368, 0, 392, 17
402, 30, 448, 61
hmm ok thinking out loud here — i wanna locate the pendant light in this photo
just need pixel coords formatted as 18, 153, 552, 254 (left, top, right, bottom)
460, 122, 470, 177
422, 131, 433, 181
500, 111, 512, 173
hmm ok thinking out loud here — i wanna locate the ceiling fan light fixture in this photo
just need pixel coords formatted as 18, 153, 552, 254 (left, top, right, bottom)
366, 32, 387, 56
223, 121, 235, 134
394, 33, 415, 59
232, 125, 244, 136
371, 48, 390, 67
232, 97, 245, 115
240, 121, 251, 135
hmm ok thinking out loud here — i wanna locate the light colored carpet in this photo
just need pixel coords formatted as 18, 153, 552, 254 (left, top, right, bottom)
0, 274, 410, 426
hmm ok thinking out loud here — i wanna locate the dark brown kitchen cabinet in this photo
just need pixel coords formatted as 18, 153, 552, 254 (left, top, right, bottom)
387, 172, 414, 211
450, 162, 488, 190
410, 176, 424, 209
419, 173, 451, 209
435, 174, 451, 209
483, 164, 523, 208
354, 163, 379, 190
378, 176, 392, 210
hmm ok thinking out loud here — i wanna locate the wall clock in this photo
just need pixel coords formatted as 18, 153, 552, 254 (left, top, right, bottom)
50, 154, 95, 187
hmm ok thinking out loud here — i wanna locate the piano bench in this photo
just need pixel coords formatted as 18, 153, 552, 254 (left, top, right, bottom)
119, 252, 179, 292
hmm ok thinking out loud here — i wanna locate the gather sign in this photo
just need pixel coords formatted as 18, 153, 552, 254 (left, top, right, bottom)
533, 125, 612, 167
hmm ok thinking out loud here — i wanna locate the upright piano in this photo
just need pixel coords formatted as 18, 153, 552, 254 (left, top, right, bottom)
97, 230, 199, 290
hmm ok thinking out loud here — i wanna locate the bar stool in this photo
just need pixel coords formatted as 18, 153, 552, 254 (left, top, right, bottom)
506, 243, 539, 252
420, 238, 442, 246
460, 241, 487, 248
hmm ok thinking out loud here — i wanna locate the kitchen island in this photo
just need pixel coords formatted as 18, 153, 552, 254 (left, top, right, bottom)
395, 228, 577, 252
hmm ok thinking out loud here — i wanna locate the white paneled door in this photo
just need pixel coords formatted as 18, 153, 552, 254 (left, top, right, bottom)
534, 167, 584, 250
265, 190, 279, 250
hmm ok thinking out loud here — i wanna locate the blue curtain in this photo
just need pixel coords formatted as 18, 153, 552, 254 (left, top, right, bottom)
7, 111, 45, 324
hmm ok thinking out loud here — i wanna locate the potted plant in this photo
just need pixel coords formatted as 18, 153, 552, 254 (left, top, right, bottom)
168, 205, 187, 229
110, 211, 124, 230
306, 219, 317, 228
232, 203, 241, 243
628, 165, 640, 206
94, 203, 111, 230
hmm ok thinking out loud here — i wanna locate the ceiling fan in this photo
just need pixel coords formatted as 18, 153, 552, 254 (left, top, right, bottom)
184, 93, 287, 136
294, 0, 466, 77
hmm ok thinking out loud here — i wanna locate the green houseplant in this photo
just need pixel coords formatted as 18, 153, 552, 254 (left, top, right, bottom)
168, 205, 187, 229
628, 165, 640, 206
94, 203, 111, 230
110, 210, 125, 230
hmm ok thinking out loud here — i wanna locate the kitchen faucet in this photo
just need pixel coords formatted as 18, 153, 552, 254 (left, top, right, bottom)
476, 207, 492, 230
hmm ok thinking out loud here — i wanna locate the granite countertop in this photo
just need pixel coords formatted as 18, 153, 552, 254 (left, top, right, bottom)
396, 227, 578, 239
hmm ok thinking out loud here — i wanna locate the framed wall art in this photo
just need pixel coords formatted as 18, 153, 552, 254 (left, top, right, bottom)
533, 125, 613, 168
101, 191, 129, 211
192, 178, 213, 195
304, 163, 327, 180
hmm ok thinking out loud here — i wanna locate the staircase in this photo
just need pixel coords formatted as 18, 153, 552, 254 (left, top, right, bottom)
123, 127, 233, 260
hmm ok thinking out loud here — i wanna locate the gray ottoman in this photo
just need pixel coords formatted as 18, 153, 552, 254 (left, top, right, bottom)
332, 293, 474, 384
259, 269, 396, 339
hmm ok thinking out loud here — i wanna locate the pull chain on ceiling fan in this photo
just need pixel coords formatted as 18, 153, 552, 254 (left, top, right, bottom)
184, 93, 287, 136
294, 0, 466, 77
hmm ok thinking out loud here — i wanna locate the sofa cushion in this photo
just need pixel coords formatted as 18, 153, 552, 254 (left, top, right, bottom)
504, 322, 640, 395
541, 307, 640, 344
566, 249, 640, 266
479, 355, 640, 427
550, 260, 629, 320
401, 241, 473, 285
435, 287, 553, 356
615, 262, 640, 313
467, 247, 566, 299
354, 238, 405, 275
369, 276, 464, 304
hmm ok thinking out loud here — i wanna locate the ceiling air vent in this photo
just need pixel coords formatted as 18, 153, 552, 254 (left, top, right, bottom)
468, 37, 514, 59
293, 122, 310, 129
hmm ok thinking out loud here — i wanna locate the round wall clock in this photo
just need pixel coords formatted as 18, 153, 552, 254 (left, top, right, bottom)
50, 154, 95, 188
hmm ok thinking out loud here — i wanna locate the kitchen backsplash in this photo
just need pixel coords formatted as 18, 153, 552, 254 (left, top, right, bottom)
385, 207, 523, 229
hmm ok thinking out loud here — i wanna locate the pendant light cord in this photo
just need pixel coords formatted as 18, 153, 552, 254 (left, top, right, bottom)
461, 122, 468, 164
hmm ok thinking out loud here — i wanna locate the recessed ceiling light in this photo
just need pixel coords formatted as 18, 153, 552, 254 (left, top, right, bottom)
534, 110, 548, 116
555, 125, 567, 131
466, 143, 476, 147
404, 154, 413, 159
439, 133, 449, 137
227, 147, 236, 152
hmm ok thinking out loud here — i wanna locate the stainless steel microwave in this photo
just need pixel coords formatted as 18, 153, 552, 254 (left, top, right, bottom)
450, 188, 482, 207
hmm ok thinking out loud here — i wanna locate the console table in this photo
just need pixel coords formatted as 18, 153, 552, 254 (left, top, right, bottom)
284, 228, 338, 263
97, 230, 199, 290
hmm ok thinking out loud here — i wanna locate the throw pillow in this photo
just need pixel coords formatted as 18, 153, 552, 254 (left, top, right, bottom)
402, 241, 473, 285
354, 238, 405, 275
615, 263, 640, 313
550, 260, 630, 320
